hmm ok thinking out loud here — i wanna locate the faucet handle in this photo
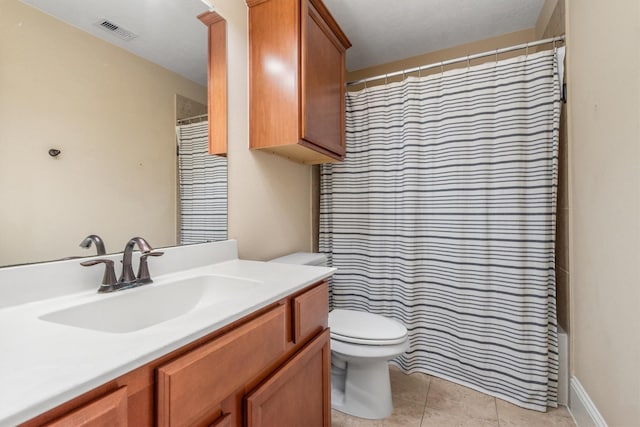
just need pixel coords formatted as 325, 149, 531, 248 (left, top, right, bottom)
80, 259, 117, 293
137, 251, 164, 284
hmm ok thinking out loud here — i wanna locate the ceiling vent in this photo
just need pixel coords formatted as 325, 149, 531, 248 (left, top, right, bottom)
93, 19, 138, 41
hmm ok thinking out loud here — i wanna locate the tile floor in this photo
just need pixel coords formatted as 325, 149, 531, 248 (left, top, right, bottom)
331, 366, 576, 427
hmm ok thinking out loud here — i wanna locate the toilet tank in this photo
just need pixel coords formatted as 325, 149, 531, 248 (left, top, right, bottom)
269, 252, 327, 266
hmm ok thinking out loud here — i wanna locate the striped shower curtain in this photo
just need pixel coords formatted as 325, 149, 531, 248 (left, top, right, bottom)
176, 121, 227, 244
320, 49, 561, 411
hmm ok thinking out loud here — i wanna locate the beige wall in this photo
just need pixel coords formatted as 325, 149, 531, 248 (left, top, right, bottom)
536, 0, 561, 39
176, 95, 207, 121
216, 0, 313, 260
567, 0, 640, 424
0, 0, 207, 265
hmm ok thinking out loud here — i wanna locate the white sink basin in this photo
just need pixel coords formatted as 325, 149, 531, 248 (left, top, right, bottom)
39, 275, 262, 333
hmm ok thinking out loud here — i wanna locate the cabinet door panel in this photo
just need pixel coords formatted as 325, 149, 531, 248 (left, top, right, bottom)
157, 305, 287, 427
301, 0, 346, 158
293, 281, 328, 344
248, 0, 300, 150
245, 329, 331, 427
198, 12, 228, 155
44, 387, 127, 427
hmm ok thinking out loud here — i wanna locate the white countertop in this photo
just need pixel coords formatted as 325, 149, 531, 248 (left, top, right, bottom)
0, 258, 335, 426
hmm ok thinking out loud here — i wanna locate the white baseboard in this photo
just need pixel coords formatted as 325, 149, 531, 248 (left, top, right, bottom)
569, 376, 608, 427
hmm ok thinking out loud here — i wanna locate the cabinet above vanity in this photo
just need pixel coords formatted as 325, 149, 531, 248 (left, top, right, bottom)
247, 0, 351, 164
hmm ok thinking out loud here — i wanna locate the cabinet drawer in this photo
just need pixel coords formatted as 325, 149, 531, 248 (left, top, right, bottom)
292, 281, 328, 344
157, 305, 287, 427
43, 387, 128, 427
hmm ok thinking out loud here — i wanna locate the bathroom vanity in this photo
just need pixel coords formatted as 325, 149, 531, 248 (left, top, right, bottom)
0, 241, 334, 426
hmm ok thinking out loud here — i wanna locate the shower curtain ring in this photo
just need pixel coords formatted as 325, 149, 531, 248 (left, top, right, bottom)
418, 66, 422, 78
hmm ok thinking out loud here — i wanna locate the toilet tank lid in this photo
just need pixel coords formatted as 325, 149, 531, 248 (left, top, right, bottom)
269, 252, 327, 266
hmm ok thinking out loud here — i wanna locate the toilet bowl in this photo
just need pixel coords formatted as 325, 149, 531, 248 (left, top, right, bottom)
269, 252, 410, 420
329, 309, 409, 419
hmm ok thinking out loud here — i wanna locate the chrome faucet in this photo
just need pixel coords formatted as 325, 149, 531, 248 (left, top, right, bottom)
79, 234, 106, 256
81, 236, 163, 293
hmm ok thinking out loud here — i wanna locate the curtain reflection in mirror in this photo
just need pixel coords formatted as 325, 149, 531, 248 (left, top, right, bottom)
177, 119, 228, 244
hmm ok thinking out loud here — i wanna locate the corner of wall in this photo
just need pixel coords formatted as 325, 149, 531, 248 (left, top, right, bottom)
536, 0, 560, 39
311, 165, 320, 252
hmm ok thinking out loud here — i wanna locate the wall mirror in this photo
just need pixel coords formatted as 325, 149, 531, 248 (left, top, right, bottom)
0, 0, 227, 267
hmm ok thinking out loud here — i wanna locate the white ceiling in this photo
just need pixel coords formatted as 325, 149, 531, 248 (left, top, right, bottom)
20, 0, 210, 85
324, 0, 546, 71
19, 0, 545, 83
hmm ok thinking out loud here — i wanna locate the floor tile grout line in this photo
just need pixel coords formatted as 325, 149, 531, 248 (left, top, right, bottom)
495, 397, 501, 427
419, 375, 432, 426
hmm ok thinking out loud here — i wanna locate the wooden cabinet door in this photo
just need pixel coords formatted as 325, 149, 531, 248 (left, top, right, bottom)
247, 0, 300, 151
301, 0, 346, 159
43, 387, 127, 427
198, 11, 228, 155
157, 305, 287, 427
245, 329, 331, 427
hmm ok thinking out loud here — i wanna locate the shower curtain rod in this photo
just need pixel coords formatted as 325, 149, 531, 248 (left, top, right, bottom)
177, 113, 208, 125
347, 35, 565, 86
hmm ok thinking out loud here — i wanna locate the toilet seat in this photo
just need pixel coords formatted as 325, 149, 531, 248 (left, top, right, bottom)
329, 309, 408, 345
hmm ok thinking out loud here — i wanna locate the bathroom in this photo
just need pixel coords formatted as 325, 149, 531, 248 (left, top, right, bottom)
0, 0, 638, 426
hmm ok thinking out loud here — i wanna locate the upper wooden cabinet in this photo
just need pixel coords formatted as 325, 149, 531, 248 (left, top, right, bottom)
198, 11, 228, 156
247, 0, 351, 164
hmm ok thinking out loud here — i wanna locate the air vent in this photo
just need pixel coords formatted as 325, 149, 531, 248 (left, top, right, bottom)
93, 19, 138, 41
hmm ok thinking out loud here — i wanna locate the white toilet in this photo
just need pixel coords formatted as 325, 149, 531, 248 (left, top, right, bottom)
270, 252, 410, 420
